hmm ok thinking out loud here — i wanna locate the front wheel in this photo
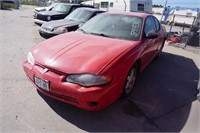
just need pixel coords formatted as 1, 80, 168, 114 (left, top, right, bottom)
122, 64, 138, 97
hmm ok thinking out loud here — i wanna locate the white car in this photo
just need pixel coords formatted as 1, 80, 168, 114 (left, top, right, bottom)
34, 3, 59, 17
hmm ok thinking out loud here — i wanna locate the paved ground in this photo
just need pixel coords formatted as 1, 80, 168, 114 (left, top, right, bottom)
0, 5, 200, 132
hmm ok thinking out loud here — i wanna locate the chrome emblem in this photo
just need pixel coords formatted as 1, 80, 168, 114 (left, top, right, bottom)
43, 68, 49, 74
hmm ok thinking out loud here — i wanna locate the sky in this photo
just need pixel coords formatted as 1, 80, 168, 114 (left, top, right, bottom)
152, 0, 200, 8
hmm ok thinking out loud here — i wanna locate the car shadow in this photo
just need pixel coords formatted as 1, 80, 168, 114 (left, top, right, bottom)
0, 8, 12, 11
38, 51, 199, 132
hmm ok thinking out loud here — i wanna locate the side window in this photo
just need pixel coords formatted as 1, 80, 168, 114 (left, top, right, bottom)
90, 12, 104, 19
153, 17, 160, 32
138, 4, 144, 11
71, 6, 77, 12
144, 17, 156, 35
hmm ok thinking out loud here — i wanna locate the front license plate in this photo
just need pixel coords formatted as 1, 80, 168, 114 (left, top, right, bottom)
34, 76, 50, 91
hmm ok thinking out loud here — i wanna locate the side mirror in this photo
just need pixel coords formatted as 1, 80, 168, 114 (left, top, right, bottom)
78, 23, 83, 28
145, 32, 158, 39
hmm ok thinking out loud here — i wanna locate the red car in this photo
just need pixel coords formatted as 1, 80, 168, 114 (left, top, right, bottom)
23, 12, 166, 111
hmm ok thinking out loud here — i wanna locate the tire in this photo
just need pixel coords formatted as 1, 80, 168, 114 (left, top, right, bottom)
156, 39, 165, 58
122, 63, 138, 97
180, 35, 188, 44
39, 32, 44, 38
39, 32, 48, 39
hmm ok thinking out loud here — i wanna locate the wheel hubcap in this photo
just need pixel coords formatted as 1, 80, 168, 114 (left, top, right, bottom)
181, 36, 188, 43
125, 68, 136, 94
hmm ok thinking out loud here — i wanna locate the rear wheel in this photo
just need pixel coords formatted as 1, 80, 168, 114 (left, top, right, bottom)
180, 35, 188, 44
122, 64, 138, 97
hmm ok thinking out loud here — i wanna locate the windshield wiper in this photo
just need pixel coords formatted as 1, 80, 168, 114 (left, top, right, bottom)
78, 30, 114, 38
67, 18, 75, 21
79, 28, 87, 34
90, 32, 112, 38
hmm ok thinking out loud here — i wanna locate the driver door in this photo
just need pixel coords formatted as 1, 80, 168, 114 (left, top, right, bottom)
140, 16, 158, 68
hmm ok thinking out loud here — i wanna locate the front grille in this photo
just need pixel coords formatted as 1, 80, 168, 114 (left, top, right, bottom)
39, 88, 79, 104
48, 90, 79, 104
36, 64, 66, 76
36, 14, 47, 21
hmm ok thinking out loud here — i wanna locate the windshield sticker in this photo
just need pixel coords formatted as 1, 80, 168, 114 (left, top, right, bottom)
133, 23, 140, 28
131, 23, 140, 37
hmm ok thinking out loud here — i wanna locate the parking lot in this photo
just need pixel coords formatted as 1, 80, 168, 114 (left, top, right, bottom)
0, 5, 199, 132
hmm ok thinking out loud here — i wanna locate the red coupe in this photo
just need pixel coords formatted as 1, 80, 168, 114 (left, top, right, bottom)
23, 12, 166, 111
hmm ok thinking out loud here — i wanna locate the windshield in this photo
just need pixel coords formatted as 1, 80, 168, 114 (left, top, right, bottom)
65, 9, 93, 23
48, 3, 57, 8
52, 4, 70, 13
78, 14, 143, 40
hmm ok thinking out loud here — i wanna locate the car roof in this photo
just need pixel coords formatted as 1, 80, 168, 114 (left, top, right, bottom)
105, 11, 152, 18
56, 3, 80, 6
75, 7, 104, 12
56, 3, 94, 7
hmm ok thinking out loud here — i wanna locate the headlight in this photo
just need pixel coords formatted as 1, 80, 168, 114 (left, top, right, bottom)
47, 16, 51, 21
27, 52, 34, 65
66, 73, 112, 87
34, 13, 37, 18
53, 27, 68, 34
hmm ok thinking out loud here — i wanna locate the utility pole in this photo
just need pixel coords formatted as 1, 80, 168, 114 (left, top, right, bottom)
93, 0, 95, 7
160, 0, 168, 22
123, 0, 127, 11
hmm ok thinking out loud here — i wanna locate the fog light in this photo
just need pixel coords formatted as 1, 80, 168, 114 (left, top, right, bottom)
88, 102, 99, 106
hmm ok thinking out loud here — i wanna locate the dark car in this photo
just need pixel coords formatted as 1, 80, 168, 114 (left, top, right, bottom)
39, 8, 105, 38
34, 3, 94, 25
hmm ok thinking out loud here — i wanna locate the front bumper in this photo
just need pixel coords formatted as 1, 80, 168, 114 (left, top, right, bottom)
23, 60, 121, 111
39, 28, 58, 38
34, 19, 46, 25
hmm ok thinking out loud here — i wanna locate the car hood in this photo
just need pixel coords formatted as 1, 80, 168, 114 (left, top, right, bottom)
32, 32, 138, 74
42, 19, 80, 29
35, 7, 47, 12
39, 11, 65, 16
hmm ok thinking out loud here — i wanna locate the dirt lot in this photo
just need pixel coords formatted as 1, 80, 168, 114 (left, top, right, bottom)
0, 5, 200, 132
